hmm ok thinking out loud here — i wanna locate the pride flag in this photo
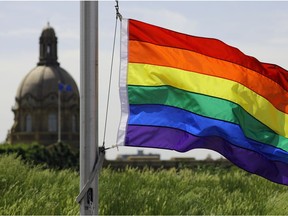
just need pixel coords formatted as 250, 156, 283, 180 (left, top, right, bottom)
117, 19, 288, 185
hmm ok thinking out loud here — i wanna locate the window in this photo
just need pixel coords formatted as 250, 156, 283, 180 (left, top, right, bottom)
25, 114, 32, 132
46, 44, 51, 55
72, 115, 77, 132
48, 113, 57, 132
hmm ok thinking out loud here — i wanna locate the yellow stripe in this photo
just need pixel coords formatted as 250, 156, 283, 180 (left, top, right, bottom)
128, 63, 288, 138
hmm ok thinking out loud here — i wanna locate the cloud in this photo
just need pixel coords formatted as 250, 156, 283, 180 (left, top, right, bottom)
59, 49, 80, 85
123, 5, 198, 35
58, 29, 79, 41
269, 37, 288, 45
0, 28, 39, 38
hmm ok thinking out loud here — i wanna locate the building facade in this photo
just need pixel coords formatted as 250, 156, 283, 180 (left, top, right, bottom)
6, 23, 79, 147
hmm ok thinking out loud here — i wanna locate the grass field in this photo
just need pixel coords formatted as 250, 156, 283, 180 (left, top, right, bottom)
0, 154, 287, 215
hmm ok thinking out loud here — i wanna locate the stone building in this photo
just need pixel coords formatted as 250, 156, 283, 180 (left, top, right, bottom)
6, 23, 79, 147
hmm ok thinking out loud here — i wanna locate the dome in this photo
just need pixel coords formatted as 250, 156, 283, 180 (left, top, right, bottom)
16, 65, 79, 101
7, 23, 79, 147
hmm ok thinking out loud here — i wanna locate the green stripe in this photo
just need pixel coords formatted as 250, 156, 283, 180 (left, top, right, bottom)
128, 85, 288, 152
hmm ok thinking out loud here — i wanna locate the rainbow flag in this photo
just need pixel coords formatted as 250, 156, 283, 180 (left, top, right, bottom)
117, 19, 288, 185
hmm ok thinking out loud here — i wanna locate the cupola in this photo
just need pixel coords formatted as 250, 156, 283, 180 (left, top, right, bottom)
38, 22, 59, 66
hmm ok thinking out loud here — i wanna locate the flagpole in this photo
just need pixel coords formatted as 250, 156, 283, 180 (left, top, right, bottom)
58, 81, 61, 143
80, 1, 99, 215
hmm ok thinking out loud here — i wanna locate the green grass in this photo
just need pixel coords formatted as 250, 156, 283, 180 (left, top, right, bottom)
99, 167, 288, 215
0, 154, 288, 215
0, 154, 79, 215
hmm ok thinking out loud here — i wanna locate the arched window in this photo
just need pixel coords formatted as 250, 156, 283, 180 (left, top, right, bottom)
46, 44, 51, 55
72, 115, 77, 132
25, 114, 32, 132
48, 113, 57, 132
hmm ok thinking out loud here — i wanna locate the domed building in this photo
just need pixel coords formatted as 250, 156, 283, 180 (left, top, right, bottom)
6, 23, 79, 148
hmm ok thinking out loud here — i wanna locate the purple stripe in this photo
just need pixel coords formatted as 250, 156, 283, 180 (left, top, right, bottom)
125, 125, 288, 185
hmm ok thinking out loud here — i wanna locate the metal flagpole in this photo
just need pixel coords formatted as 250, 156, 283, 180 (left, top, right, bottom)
58, 82, 61, 143
79, 1, 99, 215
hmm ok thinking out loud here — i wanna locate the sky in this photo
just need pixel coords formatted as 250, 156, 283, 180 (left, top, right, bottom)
1, 1, 288, 160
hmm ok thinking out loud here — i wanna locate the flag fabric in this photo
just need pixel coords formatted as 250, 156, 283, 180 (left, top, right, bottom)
117, 19, 288, 185
58, 82, 72, 92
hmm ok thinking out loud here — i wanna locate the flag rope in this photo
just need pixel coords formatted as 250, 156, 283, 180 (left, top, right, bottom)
76, 147, 105, 204
115, 0, 122, 21
102, 1, 122, 149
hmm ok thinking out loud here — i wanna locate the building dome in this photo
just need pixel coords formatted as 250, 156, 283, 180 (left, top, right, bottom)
7, 24, 79, 147
16, 66, 78, 102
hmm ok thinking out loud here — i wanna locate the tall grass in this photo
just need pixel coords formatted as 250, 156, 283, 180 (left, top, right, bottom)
0, 154, 79, 215
1, 154, 287, 215
99, 167, 288, 215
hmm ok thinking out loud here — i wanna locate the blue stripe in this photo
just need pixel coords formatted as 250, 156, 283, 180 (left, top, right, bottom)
128, 104, 288, 164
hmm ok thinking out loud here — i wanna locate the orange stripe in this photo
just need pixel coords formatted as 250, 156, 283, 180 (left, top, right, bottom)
129, 40, 288, 114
